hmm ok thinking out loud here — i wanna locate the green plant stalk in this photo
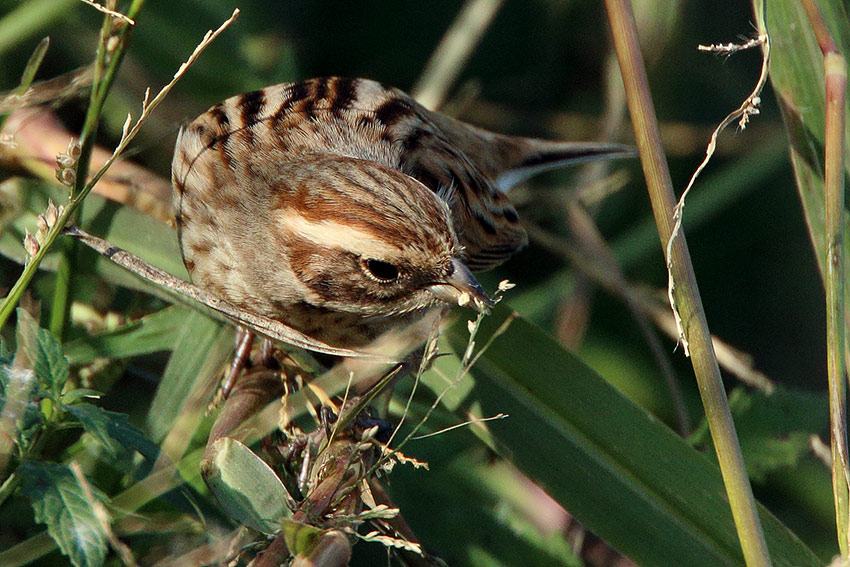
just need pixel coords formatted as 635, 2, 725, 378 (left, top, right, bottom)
46, 1, 140, 337
0, 0, 146, 332
825, 49, 849, 557
798, 0, 850, 554
47, 238, 73, 339
603, 1, 771, 567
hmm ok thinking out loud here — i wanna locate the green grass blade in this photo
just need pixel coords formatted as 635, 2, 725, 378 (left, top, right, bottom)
429, 307, 821, 567
767, 0, 850, 274
766, 0, 850, 555
146, 310, 232, 442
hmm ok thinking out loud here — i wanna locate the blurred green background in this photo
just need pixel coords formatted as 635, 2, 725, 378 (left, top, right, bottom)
0, 0, 835, 564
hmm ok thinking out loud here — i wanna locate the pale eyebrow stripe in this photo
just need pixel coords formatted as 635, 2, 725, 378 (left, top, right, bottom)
277, 213, 402, 258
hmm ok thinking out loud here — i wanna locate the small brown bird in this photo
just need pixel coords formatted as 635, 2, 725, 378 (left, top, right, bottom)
172, 77, 628, 350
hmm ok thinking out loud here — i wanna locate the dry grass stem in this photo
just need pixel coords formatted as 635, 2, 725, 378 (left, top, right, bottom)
666, 32, 770, 355
410, 412, 507, 440
86, 9, 239, 193
0, 67, 94, 114
412, 0, 504, 109
79, 0, 135, 25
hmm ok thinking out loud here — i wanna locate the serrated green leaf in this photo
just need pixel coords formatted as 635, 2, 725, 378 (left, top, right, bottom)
18, 461, 108, 567
202, 437, 292, 534
67, 403, 159, 461
15, 308, 69, 395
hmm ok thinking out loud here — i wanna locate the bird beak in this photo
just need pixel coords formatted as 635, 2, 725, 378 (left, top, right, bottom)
428, 258, 494, 313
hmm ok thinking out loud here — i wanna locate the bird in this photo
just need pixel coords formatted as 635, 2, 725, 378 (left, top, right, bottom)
172, 77, 629, 351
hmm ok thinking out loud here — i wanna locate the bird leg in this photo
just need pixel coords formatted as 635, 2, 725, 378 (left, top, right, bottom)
218, 326, 255, 403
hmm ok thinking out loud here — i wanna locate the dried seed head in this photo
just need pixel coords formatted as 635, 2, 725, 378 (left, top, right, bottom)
24, 229, 39, 257
45, 200, 58, 227
497, 279, 515, 292
423, 336, 439, 362
56, 139, 81, 186
0, 132, 17, 149
36, 216, 49, 242
66, 139, 81, 160
56, 154, 75, 169
56, 167, 76, 187
360, 425, 379, 442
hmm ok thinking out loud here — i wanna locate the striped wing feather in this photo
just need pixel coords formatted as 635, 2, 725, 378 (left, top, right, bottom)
173, 77, 628, 271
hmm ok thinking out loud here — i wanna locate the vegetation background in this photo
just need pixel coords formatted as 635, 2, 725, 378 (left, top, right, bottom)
0, 0, 840, 566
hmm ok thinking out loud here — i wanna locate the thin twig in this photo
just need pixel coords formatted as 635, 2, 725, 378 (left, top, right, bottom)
62, 226, 386, 360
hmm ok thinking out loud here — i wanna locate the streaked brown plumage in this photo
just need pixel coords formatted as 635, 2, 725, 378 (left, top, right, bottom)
172, 77, 628, 349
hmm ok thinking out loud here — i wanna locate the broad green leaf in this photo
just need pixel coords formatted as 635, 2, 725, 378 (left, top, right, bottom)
67, 403, 159, 461
282, 518, 323, 557
15, 308, 68, 395
202, 437, 292, 534
423, 306, 822, 567
18, 461, 108, 567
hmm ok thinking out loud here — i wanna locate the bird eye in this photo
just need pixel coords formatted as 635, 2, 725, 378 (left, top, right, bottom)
362, 258, 400, 282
